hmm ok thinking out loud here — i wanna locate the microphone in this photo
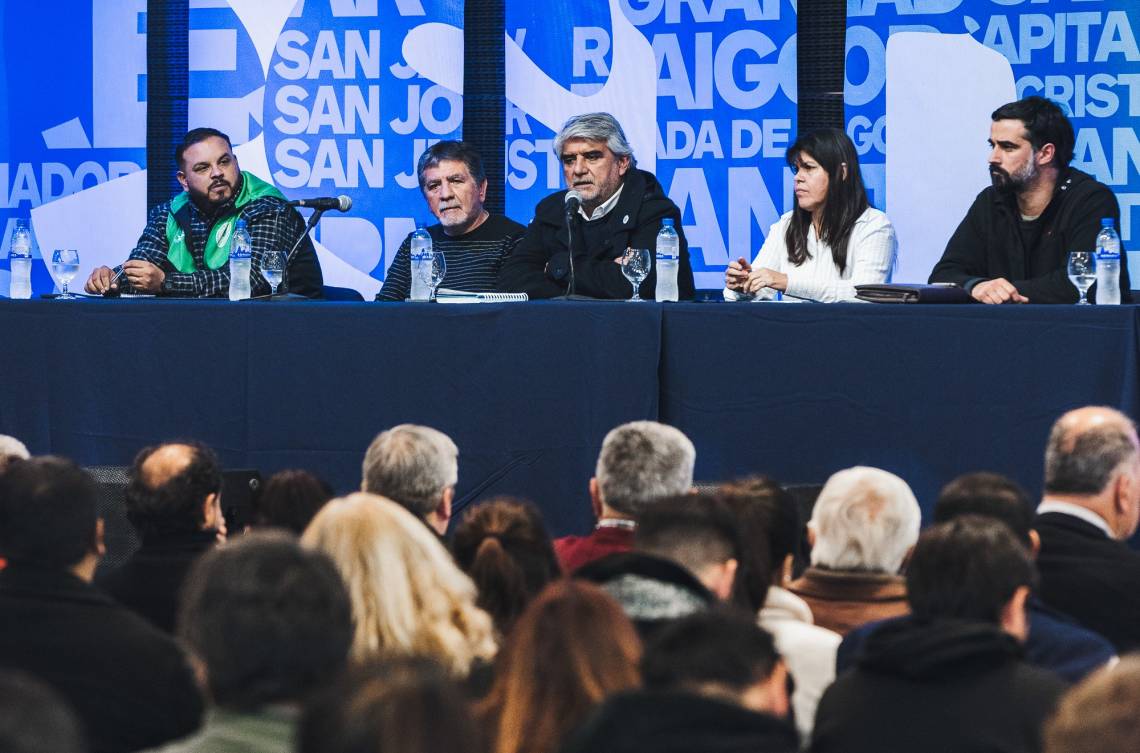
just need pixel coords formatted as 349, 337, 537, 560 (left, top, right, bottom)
564, 190, 581, 217
563, 190, 581, 299
289, 195, 352, 212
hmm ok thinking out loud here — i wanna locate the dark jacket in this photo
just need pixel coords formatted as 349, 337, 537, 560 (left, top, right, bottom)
1035, 511, 1140, 653
929, 168, 1130, 303
575, 551, 714, 641
497, 169, 695, 300
96, 529, 217, 634
836, 596, 1116, 683
562, 689, 799, 753
0, 565, 203, 753
811, 617, 1067, 753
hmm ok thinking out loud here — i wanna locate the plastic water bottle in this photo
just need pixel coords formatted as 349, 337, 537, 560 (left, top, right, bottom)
409, 222, 433, 301
228, 219, 252, 301
655, 218, 680, 302
8, 219, 33, 299
1095, 218, 1121, 305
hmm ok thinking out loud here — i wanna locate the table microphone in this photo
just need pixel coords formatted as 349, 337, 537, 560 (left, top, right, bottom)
564, 190, 581, 298
277, 197, 350, 297
289, 196, 353, 212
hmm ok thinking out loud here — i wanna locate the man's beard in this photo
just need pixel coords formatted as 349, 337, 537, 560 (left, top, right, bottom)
990, 157, 1038, 194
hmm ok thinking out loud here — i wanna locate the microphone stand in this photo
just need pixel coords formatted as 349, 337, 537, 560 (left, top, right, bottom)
564, 204, 576, 299
269, 208, 325, 301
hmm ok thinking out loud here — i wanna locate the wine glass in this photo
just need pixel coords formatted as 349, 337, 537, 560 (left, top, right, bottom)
621, 247, 651, 301
51, 249, 80, 299
262, 250, 285, 295
1067, 252, 1095, 305
429, 251, 447, 300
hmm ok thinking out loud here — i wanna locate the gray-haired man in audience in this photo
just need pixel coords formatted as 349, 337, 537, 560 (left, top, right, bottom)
554, 420, 696, 572
361, 424, 458, 535
1034, 405, 1140, 652
788, 466, 920, 635
0, 434, 29, 472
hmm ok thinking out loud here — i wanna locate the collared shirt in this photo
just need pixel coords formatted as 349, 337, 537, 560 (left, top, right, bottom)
578, 182, 625, 222
1037, 498, 1115, 539
596, 517, 637, 531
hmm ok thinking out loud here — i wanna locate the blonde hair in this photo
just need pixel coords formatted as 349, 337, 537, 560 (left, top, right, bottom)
301, 493, 496, 676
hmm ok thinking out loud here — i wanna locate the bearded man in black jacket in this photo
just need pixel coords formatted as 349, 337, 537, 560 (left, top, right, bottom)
811, 516, 1067, 753
497, 112, 695, 300
929, 96, 1129, 303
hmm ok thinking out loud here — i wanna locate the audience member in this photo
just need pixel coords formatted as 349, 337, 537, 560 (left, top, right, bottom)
476, 579, 641, 753
1035, 406, 1140, 652
720, 477, 841, 743
97, 441, 224, 633
0, 434, 30, 466
564, 609, 797, 753
253, 469, 333, 534
0, 434, 30, 569
161, 531, 353, 752
1044, 656, 1140, 753
0, 457, 202, 753
788, 466, 919, 635
839, 471, 1116, 682
451, 497, 562, 637
361, 424, 458, 535
555, 420, 696, 572
811, 516, 1067, 753
577, 493, 736, 638
301, 493, 496, 677
0, 671, 87, 753
298, 657, 477, 753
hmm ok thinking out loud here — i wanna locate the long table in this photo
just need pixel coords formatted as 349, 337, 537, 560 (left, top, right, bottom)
2, 298, 1137, 535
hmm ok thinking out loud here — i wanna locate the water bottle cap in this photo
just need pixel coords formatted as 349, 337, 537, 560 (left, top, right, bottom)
661, 218, 674, 228
415, 220, 426, 230
1101, 218, 1114, 227
235, 219, 247, 229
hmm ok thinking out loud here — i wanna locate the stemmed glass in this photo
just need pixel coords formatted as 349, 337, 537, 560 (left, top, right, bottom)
51, 249, 80, 299
262, 250, 285, 295
621, 247, 651, 301
1067, 252, 1096, 305
429, 252, 447, 300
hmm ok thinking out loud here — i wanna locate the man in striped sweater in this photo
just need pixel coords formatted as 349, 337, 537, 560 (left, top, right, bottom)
377, 141, 524, 301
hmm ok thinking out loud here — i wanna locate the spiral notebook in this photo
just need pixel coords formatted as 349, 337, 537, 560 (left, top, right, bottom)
434, 288, 528, 304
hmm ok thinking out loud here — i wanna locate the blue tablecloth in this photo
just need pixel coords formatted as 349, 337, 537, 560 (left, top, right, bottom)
2, 298, 1137, 535
659, 303, 1140, 512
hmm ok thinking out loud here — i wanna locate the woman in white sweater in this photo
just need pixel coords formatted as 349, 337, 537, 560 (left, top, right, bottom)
725, 128, 897, 303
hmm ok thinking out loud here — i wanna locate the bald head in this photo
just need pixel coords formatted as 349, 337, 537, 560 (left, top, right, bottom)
140, 444, 195, 488
1045, 406, 1140, 540
125, 441, 223, 538
1045, 407, 1139, 496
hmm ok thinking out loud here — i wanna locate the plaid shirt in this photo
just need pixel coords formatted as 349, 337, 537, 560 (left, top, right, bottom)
121, 192, 319, 297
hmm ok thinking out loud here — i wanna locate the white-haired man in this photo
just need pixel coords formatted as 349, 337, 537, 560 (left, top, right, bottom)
554, 420, 696, 572
0, 434, 30, 471
788, 466, 921, 636
361, 424, 458, 535
1035, 406, 1140, 652
497, 112, 694, 300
